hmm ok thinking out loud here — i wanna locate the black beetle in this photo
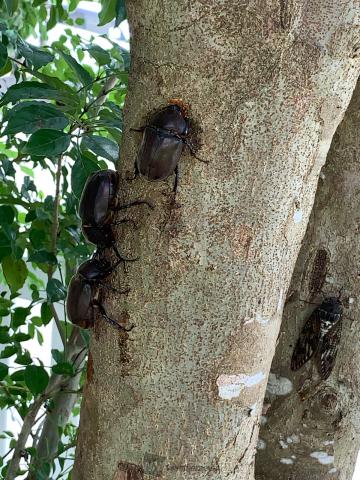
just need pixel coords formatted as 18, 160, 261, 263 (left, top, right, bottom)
66, 257, 132, 331
79, 169, 152, 260
133, 101, 207, 190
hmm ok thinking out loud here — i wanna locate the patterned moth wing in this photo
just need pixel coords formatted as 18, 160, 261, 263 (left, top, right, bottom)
291, 308, 322, 371
317, 318, 342, 380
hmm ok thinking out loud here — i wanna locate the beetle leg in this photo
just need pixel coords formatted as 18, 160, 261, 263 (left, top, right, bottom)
183, 139, 209, 163
93, 300, 134, 332
173, 164, 180, 194
112, 244, 139, 263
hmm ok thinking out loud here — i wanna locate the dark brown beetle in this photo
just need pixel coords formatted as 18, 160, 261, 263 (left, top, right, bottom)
66, 257, 132, 331
79, 169, 152, 260
133, 101, 207, 191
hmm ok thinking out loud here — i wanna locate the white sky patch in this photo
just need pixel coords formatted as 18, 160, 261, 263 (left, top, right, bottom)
310, 452, 334, 465
280, 458, 294, 465
217, 372, 266, 400
293, 210, 303, 224
266, 373, 293, 396
277, 289, 284, 313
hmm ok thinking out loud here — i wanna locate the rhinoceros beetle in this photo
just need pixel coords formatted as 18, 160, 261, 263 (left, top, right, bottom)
133, 101, 207, 191
66, 257, 133, 331
79, 169, 152, 261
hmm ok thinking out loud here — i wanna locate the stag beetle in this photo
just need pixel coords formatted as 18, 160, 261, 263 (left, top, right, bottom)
66, 257, 133, 331
79, 169, 152, 261
133, 100, 207, 191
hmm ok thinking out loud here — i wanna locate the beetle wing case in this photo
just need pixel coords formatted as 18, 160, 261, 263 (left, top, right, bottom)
136, 127, 184, 181
79, 170, 119, 225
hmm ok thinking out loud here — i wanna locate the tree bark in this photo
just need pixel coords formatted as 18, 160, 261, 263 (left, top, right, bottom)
73, 2, 360, 479
256, 78, 360, 480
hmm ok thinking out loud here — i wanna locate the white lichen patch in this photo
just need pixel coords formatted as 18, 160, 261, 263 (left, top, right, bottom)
260, 416, 267, 425
287, 434, 300, 444
293, 210, 303, 224
217, 372, 266, 400
323, 440, 334, 446
280, 458, 294, 465
257, 439, 266, 450
279, 440, 288, 449
255, 313, 271, 325
310, 452, 334, 465
266, 373, 293, 396
328, 468, 337, 474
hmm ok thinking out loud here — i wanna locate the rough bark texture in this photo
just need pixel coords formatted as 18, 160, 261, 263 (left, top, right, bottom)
256, 79, 360, 480
73, 2, 360, 480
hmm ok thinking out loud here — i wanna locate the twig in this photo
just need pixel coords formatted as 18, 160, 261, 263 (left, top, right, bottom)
5, 395, 48, 480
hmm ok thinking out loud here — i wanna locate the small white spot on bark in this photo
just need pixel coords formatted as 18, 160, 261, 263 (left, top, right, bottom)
291, 456, 296, 459
279, 440, 288, 449
255, 313, 270, 325
216, 372, 266, 399
260, 416, 267, 425
293, 210, 303, 224
349, 297, 355, 304
310, 452, 334, 465
266, 373, 293, 396
280, 458, 294, 465
328, 468, 337, 474
277, 289, 284, 313
287, 434, 300, 444
320, 171, 326, 180
323, 440, 334, 446
257, 439, 266, 450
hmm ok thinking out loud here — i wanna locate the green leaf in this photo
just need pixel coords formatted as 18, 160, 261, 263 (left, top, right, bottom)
33, 0, 47, 5
81, 135, 119, 162
41, 302, 53, 325
115, 0, 126, 27
98, 0, 116, 26
10, 370, 24, 381
13, 332, 31, 342
15, 350, 32, 365
0, 232, 11, 261
24, 129, 71, 156
0, 81, 75, 107
2, 256, 28, 293
24, 365, 49, 395
4, 101, 69, 135
0, 206, 14, 225
0, 326, 10, 344
17, 42, 54, 70
12, 307, 31, 328
51, 349, 64, 363
0, 43, 8, 70
58, 50, 92, 86
46, 278, 66, 302
0, 345, 17, 358
28, 250, 58, 265
47, 5, 57, 31
86, 45, 111, 66
52, 362, 75, 376
0, 363, 8, 381
71, 153, 100, 198
5, 0, 18, 15
0, 58, 12, 77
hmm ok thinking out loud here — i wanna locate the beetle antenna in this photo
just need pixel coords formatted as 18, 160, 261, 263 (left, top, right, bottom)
112, 244, 139, 263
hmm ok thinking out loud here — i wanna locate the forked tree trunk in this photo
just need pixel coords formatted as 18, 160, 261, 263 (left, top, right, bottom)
73, 2, 360, 479
256, 80, 360, 480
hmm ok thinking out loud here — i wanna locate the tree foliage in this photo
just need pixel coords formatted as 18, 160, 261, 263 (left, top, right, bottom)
0, 1, 127, 478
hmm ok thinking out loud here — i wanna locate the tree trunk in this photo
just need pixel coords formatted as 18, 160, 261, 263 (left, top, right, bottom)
73, 2, 360, 479
256, 79, 360, 480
